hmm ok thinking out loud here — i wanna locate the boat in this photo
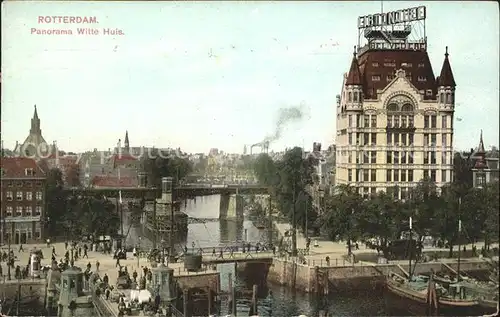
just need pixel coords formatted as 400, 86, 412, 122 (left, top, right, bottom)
385, 272, 498, 316
384, 215, 499, 316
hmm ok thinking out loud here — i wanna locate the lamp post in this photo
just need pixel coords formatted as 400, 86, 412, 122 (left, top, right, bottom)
160, 238, 166, 264
137, 236, 142, 269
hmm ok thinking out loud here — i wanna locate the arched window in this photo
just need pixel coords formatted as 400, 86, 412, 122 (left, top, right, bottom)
353, 92, 358, 102
446, 93, 451, 104
387, 103, 398, 112
348, 92, 352, 102
401, 104, 414, 112
440, 93, 444, 103
450, 93, 454, 104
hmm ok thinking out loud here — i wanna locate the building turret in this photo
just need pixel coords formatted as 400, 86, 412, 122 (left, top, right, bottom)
437, 46, 456, 109
345, 46, 363, 110
473, 130, 487, 169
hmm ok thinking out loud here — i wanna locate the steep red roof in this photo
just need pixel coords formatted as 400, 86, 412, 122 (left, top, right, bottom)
111, 154, 138, 163
0, 157, 46, 178
91, 176, 137, 188
437, 47, 456, 87
346, 49, 362, 85
356, 49, 437, 100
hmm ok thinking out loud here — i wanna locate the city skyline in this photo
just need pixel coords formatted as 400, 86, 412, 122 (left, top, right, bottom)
2, 1, 499, 154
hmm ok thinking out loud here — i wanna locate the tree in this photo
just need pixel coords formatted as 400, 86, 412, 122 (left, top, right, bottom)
358, 190, 403, 257
253, 154, 278, 186
45, 168, 66, 237
142, 150, 193, 190
409, 178, 441, 240
322, 184, 363, 255
65, 164, 81, 187
453, 151, 473, 188
434, 183, 460, 257
463, 181, 499, 250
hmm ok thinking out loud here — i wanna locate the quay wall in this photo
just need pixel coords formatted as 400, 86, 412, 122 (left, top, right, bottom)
175, 271, 220, 293
0, 279, 46, 300
267, 258, 491, 293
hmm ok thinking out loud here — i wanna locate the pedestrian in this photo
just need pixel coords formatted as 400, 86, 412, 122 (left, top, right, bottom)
96, 260, 100, 271
65, 241, 68, 250
52, 246, 57, 256
83, 248, 88, 259
212, 248, 216, 257
105, 288, 111, 300
18, 244, 23, 252
218, 250, 223, 259
116, 257, 120, 268
46, 238, 50, 248
132, 270, 138, 282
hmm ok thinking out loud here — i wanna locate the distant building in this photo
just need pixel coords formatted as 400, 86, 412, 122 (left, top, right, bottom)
0, 157, 46, 244
13, 105, 55, 159
80, 131, 139, 187
471, 131, 499, 188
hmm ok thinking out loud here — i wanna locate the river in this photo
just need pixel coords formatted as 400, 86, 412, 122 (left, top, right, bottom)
124, 195, 387, 316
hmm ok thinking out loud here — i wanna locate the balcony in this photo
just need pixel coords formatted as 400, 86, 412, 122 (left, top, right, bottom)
4, 216, 41, 223
385, 124, 416, 132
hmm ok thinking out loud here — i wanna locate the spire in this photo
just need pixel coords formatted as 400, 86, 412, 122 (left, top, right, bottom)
473, 130, 487, 169
346, 46, 362, 85
438, 46, 456, 87
477, 130, 485, 154
30, 105, 41, 135
124, 130, 130, 151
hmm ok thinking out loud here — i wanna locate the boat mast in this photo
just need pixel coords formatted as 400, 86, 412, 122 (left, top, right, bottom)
409, 216, 413, 281
457, 197, 462, 281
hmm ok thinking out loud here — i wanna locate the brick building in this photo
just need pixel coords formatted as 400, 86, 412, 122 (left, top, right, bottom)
0, 157, 46, 244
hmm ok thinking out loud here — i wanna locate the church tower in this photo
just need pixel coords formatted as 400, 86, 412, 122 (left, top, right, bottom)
16, 105, 48, 158
124, 130, 130, 153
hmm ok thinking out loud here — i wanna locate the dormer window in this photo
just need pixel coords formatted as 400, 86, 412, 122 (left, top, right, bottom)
426, 90, 433, 96
387, 74, 395, 81
418, 63, 425, 68
25, 168, 35, 176
372, 62, 379, 67
384, 62, 396, 67
417, 76, 427, 82
401, 62, 412, 68
372, 75, 381, 81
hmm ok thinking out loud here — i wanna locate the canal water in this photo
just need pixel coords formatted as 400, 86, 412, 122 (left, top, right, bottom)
125, 195, 387, 316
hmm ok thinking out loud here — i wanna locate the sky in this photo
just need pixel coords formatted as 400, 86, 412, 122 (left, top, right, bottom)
1, 1, 499, 154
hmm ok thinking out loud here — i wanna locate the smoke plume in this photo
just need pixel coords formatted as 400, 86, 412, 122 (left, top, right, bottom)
257, 101, 308, 146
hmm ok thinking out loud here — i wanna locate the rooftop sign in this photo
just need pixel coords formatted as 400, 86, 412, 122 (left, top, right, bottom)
358, 6, 426, 29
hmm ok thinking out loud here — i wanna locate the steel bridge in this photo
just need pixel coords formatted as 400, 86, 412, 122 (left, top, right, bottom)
63, 184, 269, 199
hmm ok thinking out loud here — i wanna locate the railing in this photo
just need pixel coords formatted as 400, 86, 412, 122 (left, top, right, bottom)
171, 305, 185, 317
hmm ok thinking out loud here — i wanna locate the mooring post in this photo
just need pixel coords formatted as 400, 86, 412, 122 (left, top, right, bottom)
314, 266, 320, 295
207, 285, 212, 316
228, 273, 233, 315
183, 289, 189, 317
251, 284, 258, 315
232, 284, 237, 317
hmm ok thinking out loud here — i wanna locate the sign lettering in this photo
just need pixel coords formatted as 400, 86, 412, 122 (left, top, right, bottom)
358, 6, 426, 29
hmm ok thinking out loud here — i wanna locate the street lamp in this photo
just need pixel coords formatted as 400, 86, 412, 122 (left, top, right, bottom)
137, 237, 142, 269
160, 239, 166, 264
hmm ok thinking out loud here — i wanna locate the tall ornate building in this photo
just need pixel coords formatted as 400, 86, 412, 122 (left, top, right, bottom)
14, 105, 52, 158
335, 6, 456, 199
